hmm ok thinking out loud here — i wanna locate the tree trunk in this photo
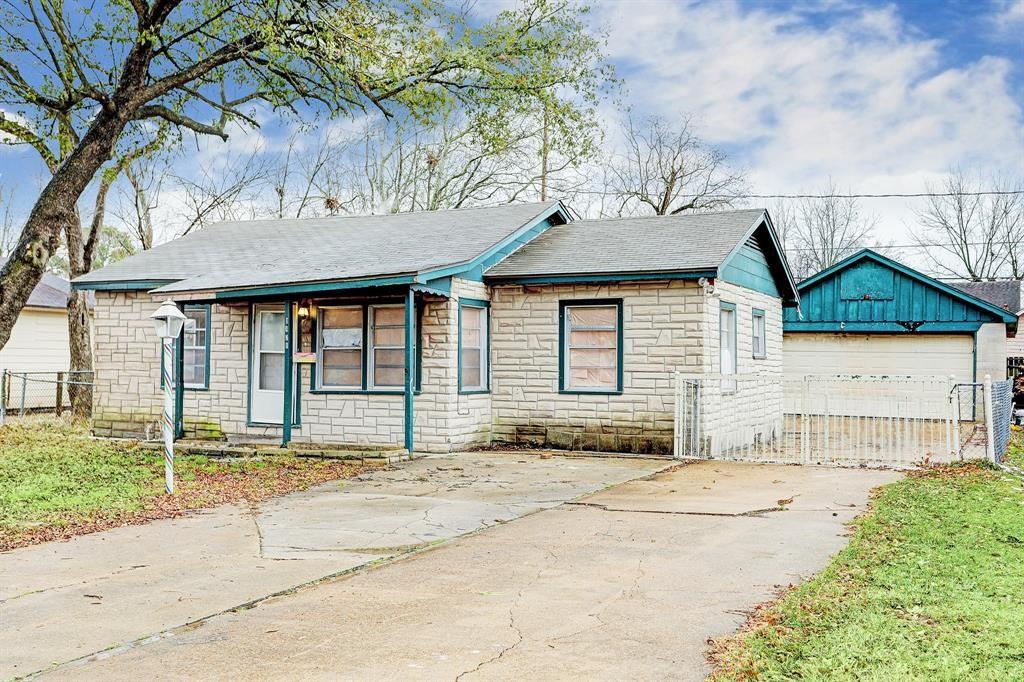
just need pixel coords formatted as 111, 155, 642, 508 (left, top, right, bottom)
66, 289, 93, 419
0, 107, 131, 351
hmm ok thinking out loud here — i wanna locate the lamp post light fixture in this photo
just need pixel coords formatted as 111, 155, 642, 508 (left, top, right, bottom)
150, 300, 187, 494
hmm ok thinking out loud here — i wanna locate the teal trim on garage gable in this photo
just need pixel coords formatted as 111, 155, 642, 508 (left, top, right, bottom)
784, 249, 1017, 334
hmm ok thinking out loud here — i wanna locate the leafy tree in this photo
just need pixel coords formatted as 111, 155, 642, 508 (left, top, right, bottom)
0, 0, 612, 357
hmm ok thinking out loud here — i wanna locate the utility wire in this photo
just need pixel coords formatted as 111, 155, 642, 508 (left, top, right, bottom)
568, 189, 1023, 199
784, 240, 1023, 252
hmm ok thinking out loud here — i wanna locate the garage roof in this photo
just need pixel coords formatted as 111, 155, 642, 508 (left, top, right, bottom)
784, 249, 1017, 334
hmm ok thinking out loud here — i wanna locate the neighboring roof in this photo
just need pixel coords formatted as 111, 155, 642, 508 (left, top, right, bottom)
484, 208, 800, 305
0, 258, 91, 310
785, 249, 1018, 332
948, 280, 1023, 316
74, 202, 566, 295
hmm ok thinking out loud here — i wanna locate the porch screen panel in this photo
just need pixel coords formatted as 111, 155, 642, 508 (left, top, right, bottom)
319, 306, 363, 388
565, 305, 618, 390
370, 306, 406, 388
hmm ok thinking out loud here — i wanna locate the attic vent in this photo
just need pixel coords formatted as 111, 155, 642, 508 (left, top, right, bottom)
745, 235, 763, 252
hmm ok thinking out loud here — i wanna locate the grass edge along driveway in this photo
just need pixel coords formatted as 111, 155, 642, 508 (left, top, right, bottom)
0, 421, 377, 551
711, 428, 1024, 681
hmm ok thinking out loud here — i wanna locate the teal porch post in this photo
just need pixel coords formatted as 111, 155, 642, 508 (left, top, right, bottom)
404, 287, 415, 453
282, 299, 294, 445
174, 332, 185, 438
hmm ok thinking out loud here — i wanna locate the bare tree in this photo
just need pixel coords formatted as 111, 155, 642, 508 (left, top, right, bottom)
911, 170, 1022, 280
778, 180, 876, 280
0, 183, 17, 256
113, 154, 173, 250
174, 149, 270, 235
608, 114, 747, 216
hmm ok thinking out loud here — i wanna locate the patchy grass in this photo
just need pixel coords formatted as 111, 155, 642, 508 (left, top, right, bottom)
711, 435, 1024, 681
1005, 424, 1024, 469
0, 421, 378, 551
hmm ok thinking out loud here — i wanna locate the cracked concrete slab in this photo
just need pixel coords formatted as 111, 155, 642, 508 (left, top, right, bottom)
0, 452, 666, 679
45, 461, 899, 681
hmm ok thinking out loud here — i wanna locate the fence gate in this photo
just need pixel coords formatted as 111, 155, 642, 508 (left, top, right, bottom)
674, 372, 1009, 468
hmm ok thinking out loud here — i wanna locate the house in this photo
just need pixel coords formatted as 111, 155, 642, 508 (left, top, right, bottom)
72, 202, 798, 454
0, 263, 92, 410
782, 250, 1018, 383
948, 279, 1024, 360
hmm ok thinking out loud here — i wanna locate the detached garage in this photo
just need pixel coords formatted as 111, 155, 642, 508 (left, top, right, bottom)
783, 250, 1017, 383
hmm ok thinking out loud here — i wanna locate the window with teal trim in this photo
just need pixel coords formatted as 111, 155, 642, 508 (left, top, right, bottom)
182, 306, 209, 388
561, 300, 622, 393
752, 309, 766, 359
459, 302, 488, 392
318, 306, 363, 389
720, 301, 737, 392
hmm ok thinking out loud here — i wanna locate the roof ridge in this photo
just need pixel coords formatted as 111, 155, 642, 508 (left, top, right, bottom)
573, 208, 765, 224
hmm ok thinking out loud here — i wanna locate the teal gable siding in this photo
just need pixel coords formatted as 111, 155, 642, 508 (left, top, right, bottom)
784, 251, 1013, 333
720, 241, 779, 298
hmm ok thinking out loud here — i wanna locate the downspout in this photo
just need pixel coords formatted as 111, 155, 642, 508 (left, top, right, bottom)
282, 299, 294, 446
404, 287, 415, 453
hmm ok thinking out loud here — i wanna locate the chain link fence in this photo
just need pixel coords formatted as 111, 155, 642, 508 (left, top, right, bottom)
991, 378, 1013, 464
0, 370, 94, 423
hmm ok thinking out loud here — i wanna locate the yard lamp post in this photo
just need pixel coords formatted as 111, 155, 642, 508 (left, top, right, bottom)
150, 300, 187, 494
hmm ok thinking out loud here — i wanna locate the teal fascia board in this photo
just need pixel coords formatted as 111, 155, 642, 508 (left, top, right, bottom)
215, 275, 418, 300
73, 279, 176, 291
489, 270, 717, 286
411, 276, 451, 297
718, 212, 799, 306
784, 321, 986, 333
421, 202, 569, 283
796, 249, 1017, 325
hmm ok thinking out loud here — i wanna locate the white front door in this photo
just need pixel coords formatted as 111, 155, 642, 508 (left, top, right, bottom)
251, 305, 286, 424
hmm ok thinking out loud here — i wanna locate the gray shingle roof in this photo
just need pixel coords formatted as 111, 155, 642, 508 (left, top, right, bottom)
1, 258, 92, 309
485, 209, 767, 278
949, 280, 1023, 314
74, 202, 561, 294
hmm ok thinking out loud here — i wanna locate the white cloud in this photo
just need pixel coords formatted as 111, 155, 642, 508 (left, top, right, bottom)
594, 0, 1024, 246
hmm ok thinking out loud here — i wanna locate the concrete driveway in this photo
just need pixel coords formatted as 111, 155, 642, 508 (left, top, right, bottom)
0, 453, 665, 679
16, 458, 899, 681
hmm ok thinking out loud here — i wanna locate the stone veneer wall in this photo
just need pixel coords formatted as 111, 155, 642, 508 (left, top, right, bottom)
488, 280, 707, 454
92, 281, 492, 452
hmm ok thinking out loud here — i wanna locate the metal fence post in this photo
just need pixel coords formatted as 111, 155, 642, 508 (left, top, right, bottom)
19, 373, 26, 417
983, 374, 995, 464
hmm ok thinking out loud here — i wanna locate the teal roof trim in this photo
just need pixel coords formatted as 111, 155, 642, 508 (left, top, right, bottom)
213, 275, 418, 300
719, 213, 799, 306
785, 249, 1017, 330
490, 270, 717, 286
417, 201, 569, 283
72, 279, 175, 291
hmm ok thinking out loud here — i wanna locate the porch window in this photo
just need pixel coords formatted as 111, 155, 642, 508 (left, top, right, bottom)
369, 305, 406, 388
182, 306, 209, 389
560, 300, 622, 393
752, 308, 766, 359
318, 306, 363, 389
459, 301, 489, 392
720, 302, 737, 387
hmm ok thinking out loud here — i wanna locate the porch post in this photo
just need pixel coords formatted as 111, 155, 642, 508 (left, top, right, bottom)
174, 330, 185, 438
404, 287, 415, 453
282, 298, 294, 446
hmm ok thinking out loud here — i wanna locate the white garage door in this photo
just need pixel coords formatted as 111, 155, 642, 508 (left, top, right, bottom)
783, 333, 973, 382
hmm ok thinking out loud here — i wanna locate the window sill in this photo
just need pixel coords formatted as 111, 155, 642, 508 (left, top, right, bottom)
458, 389, 490, 395
752, 354, 767, 360
308, 389, 420, 395
558, 389, 623, 396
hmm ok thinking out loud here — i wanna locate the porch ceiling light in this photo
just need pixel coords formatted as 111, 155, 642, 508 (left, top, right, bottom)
297, 304, 310, 318
150, 299, 187, 339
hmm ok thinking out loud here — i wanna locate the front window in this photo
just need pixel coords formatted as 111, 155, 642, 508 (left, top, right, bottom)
369, 305, 406, 388
183, 306, 209, 389
459, 303, 489, 391
562, 301, 621, 392
318, 306, 363, 389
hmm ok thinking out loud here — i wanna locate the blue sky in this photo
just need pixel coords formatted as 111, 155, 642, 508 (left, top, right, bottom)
0, 0, 1021, 269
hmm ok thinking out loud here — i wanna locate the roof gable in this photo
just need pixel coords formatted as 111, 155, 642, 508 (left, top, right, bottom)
484, 209, 799, 305
785, 249, 1017, 332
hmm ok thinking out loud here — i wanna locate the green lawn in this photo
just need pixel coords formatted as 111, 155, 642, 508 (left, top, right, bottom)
0, 421, 373, 550
713, 428, 1024, 681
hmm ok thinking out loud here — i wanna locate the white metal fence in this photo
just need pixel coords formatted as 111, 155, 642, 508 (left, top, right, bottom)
674, 373, 1005, 468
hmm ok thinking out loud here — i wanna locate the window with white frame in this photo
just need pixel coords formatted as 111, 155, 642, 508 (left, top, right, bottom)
562, 302, 620, 392
459, 303, 488, 391
182, 306, 208, 389
720, 302, 737, 383
318, 306, 363, 389
369, 305, 406, 388
752, 309, 766, 359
